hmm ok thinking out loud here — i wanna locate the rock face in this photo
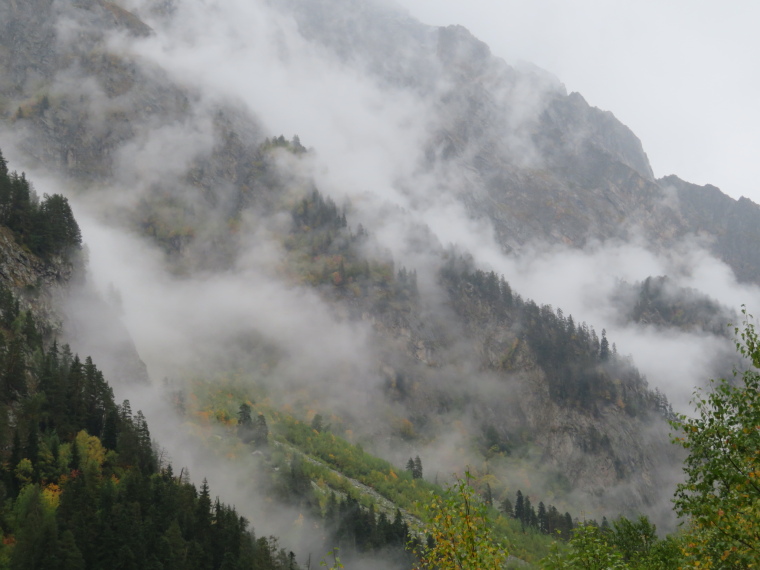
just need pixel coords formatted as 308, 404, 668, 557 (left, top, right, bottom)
0, 0, 745, 520
0, 0, 181, 179
276, 1, 760, 281
660, 175, 760, 283
0, 222, 149, 386
0, 225, 72, 330
4, 0, 759, 281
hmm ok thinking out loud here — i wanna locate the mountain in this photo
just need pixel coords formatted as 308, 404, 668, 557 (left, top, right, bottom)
0, 0, 749, 550
0, 155, 299, 569
272, 0, 760, 281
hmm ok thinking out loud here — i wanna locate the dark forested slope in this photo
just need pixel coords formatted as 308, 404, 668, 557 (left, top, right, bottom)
0, 155, 297, 569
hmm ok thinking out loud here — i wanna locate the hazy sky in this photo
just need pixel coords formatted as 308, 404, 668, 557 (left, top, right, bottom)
397, 0, 760, 203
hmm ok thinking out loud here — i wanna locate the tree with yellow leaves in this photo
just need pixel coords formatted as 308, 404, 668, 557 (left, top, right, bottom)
416, 471, 508, 569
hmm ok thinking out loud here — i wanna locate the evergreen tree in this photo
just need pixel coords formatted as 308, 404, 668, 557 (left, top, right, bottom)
524, 496, 536, 529
500, 496, 513, 518
3, 338, 26, 401
253, 413, 269, 448
413, 455, 423, 479
514, 490, 524, 522
563, 512, 574, 539
237, 403, 253, 443
310, 413, 325, 432
102, 408, 119, 450
537, 501, 548, 534
58, 529, 86, 570
38, 193, 82, 255
24, 420, 39, 477
600, 329, 610, 360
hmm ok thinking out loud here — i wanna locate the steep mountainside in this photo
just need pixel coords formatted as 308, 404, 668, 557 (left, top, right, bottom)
0, 0, 741, 527
275, 0, 760, 279
611, 275, 736, 336
3, 0, 759, 281
0, 150, 148, 385
660, 175, 760, 283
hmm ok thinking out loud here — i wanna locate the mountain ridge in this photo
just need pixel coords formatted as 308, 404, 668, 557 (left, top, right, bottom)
0, 0, 746, 538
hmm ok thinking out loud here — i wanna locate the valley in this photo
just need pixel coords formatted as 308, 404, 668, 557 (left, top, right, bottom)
0, 0, 758, 567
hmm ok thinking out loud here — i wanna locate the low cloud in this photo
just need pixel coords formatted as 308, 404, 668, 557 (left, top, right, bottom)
3, 0, 757, 550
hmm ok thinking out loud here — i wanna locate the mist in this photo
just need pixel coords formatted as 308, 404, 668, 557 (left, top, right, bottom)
2, 0, 756, 557
396, 0, 760, 205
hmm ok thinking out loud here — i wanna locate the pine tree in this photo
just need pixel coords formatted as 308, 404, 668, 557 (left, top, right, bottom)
514, 490, 524, 522
310, 413, 324, 432
537, 501, 548, 534
563, 513, 574, 540
37, 193, 82, 256
120, 400, 133, 423
413, 455, 423, 479
600, 329, 610, 360
25, 420, 39, 478
102, 408, 119, 450
196, 478, 213, 537
58, 529, 86, 570
484, 483, 493, 507
237, 403, 253, 443
500, 496, 513, 518
523, 496, 534, 528
325, 492, 339, 531
253, 414, 268, 448
3, 338, 26, 402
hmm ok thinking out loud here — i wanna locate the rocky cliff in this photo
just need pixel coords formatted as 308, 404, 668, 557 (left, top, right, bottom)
0, 0, 740, 522
0, 225, 72, 330
275, 0, 760, 282
4, 0, 759, 282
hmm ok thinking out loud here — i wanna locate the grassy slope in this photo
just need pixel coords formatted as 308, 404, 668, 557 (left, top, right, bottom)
178, 374, 561, 565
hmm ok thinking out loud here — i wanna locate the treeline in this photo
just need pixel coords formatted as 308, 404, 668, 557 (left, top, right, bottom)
251, 420, 414, 566
441, 255, 671, 416
614, 275, 734, 336
542, 516, 684, 568
0, 149, 81, 258
498, 487, 684, 567
500, 490, 574, 540
0, 160, 298, 569
324, 494, 412, 564
0, 335, 298, 569
285, 190, 418, 305
273, 451, 413, 567
260, 134, 307, 155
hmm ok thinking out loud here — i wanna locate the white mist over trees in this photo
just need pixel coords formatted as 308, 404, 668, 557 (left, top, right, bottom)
1, 0, 759, 566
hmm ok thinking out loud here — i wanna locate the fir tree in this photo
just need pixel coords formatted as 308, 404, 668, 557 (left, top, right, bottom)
514, 490, 524, 522
412, 455, 423, 479
500, 496, 513, 518
253, 413, 269, 448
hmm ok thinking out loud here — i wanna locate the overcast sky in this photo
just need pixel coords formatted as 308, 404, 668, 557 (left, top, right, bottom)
396, 0, 760, 203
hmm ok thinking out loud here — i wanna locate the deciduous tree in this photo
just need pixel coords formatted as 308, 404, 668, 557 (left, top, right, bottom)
671, 308, 760, 566
415, 472, 507, 570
